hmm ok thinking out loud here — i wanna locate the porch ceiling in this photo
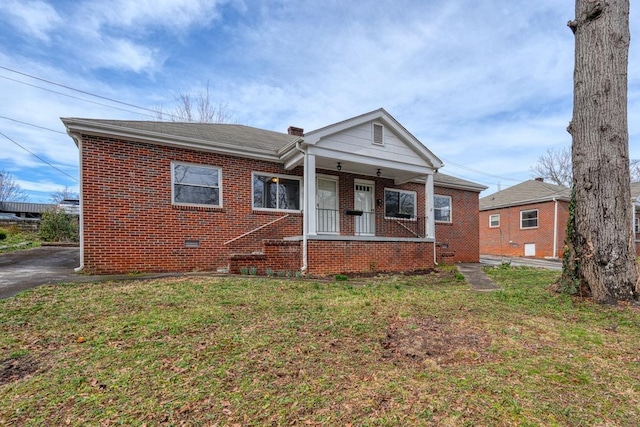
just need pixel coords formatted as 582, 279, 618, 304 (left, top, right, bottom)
315, 156, 427, 184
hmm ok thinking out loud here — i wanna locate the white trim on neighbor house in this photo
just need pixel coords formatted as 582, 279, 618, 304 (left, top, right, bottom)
520, 209, 539, 229
489, 214, 500, 228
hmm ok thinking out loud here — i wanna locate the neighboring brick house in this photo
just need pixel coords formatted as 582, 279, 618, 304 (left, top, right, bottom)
62, 108, 486, 276
630, 182, 640, 254
479, 178, 570, 259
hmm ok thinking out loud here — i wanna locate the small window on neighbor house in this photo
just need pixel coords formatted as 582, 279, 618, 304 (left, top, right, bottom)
253, 173, 302, 211
635, 217, 639, 234
384, 188, 416, 219
172, 162, 221, 207
521, 209, 538, 229
489, 214, 500, 228
434, 195, 452, 223
372, 123, 384, 145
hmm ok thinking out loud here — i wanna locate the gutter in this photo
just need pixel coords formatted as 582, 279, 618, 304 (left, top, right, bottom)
552, 197, 558, 259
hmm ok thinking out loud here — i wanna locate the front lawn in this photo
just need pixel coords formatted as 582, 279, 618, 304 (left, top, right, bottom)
1, 267, 639, 426
0, 226, 40, 253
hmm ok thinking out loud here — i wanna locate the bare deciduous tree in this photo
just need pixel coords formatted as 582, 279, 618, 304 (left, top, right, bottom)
530, 147, 573, 187
532, 147, 640, 187
0, 169, 28, 202
49, 186, 78, 204
562, 0, 638, 303
155, 81, 234, 124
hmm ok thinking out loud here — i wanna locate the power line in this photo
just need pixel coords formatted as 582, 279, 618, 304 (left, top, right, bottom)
0, 65, 160, 115
0, 130, 78, 182
0, 75, 159, 119
0, 115, 66, 134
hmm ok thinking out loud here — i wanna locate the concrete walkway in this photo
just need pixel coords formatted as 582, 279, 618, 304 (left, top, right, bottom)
457, 263, 502, 292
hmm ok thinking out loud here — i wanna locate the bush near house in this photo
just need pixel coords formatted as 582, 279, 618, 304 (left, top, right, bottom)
38, 209, 78, 243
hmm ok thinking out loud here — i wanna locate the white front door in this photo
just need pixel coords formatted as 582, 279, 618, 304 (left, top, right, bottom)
317, 177, 338, 233
355, 182, 375, 235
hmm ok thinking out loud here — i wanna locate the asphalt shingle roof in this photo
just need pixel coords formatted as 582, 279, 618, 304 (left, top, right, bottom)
67, 119, 299, 153
479, 179, 570, 210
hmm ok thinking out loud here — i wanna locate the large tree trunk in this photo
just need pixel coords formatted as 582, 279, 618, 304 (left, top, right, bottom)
565, 0, 639, 303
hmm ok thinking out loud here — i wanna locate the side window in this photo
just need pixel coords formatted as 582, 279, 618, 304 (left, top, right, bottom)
489, 214, 500, 228
253, 173, 302, 211
384, 189, 416, 219
434, 195, 452, 222
521, 209, 538, 229
172, 162, 221, 207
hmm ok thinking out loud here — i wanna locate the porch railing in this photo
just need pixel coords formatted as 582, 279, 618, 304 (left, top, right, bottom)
316, 209, 426, 238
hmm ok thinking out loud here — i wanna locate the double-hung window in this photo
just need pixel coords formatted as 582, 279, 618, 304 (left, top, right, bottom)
521, 209, 538, 229
489, 214, 500, 228
253, 173, 302, 211
384, 188, 416, 219
172, 162, 221, 207
434, 195, 452, 222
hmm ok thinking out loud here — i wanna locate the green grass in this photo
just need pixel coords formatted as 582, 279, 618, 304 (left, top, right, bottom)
0, 227, 40, 253
1, 266, 639, 426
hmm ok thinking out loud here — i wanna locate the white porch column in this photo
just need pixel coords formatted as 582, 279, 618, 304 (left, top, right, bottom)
425, 173, 435, 239
305, 153, 317, 235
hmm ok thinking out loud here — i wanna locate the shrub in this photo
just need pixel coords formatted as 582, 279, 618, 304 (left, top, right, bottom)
39, 209, 78, 243
0, 229, 7, 241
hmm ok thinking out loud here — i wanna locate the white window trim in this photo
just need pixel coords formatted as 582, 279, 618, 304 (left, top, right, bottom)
171, 161, 222, 208
252, 171, 303, 212
489, 214, 500, 228
520, 209, 539, 229
372, 122, 384, 146
384, 187, 417, 220
434, 194, 452, 223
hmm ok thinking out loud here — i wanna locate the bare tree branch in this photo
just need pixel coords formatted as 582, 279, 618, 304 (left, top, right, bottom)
154, 81, 235, 124
0, 170, 28, 202
50, 186, 78, 204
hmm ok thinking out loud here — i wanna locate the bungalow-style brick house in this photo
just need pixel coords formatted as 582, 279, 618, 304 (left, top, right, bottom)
62, 109, 486, 276
479, 178, 570, 259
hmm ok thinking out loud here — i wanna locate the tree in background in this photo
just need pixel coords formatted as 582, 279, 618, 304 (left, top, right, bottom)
562, 0, 638, 303
531, 147, 640, 187
0, 169, 28, 202
49, 186, 78, 204
155, 81, 235, 124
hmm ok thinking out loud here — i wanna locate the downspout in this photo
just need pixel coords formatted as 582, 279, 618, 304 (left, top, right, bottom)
295, 141, 308, 274
552, 197, 558, 259
70, 132, 84, 273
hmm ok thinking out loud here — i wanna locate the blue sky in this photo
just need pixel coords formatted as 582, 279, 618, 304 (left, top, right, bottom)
1, 0, 639, 202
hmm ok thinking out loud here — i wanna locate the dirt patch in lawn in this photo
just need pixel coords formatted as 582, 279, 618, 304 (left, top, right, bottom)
382, 316, 493, 367
0, 355, 40, 385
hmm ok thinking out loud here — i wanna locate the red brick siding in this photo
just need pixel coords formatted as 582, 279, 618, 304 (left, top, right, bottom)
307, 240, 434, 276
479, 200, 569, 258
230, 240, 301, 274
434, 186, 482, 263
79, 135, 482, 274
80, 135, 302, 274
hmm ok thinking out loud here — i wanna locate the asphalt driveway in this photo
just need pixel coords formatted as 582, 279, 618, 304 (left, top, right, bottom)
0, 246, 82, 299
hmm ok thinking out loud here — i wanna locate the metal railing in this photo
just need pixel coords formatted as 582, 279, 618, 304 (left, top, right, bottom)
316, 209, 426, 238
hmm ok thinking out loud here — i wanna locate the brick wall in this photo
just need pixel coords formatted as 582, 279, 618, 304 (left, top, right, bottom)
80, 135, 303, 274
434, 186, 482, 263
79, 135, 483, 274
479, 200, 569, 259
307, 239, 435, 276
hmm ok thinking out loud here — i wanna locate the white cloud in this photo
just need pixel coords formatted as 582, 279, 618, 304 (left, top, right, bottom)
0, 0, 62, 41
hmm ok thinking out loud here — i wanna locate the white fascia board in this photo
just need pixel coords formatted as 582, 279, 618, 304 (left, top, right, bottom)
62, 119, 281, 162
308, 145, 432, 176
284, 152, 304, 170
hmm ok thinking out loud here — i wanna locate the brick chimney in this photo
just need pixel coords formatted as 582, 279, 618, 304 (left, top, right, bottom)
535, 177, 544, 182
288, 126, 304, 136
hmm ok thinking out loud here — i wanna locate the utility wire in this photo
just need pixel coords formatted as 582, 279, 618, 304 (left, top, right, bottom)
0, 75, 159, 119
0, 65, 160, 115
0, 115, 66, 134
0, 130, 78, 182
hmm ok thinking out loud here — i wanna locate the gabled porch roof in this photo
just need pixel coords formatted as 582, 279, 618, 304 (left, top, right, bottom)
280, 108, 443, 184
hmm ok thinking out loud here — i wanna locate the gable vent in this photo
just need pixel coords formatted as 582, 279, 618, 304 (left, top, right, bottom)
372, 123, 384, 146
